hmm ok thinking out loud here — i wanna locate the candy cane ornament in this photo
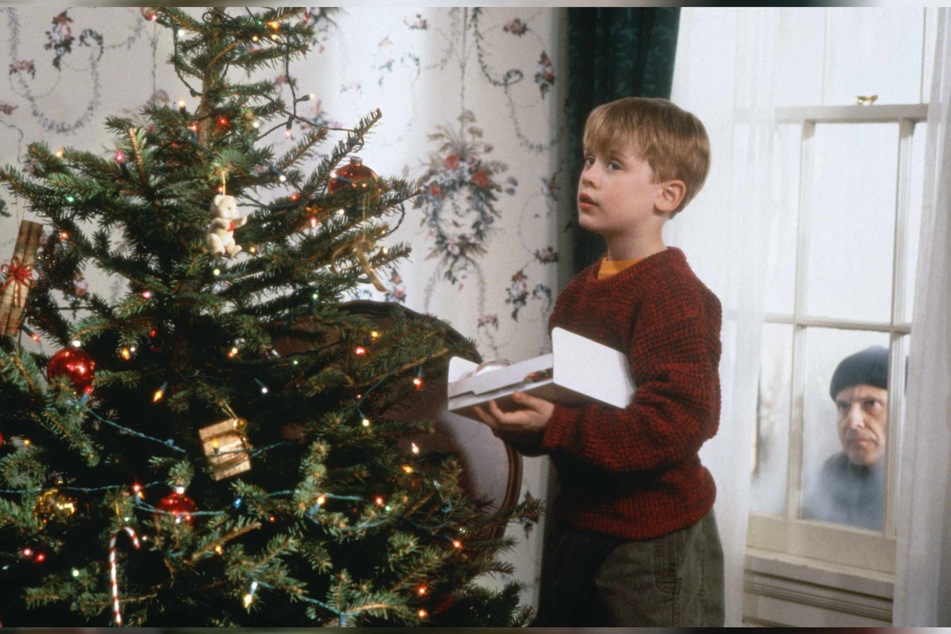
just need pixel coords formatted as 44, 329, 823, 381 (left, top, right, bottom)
109, 525, 140, 626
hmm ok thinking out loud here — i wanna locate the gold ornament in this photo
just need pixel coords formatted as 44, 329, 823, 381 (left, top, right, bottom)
33, 488, 78, 526
330, 236, 388, 293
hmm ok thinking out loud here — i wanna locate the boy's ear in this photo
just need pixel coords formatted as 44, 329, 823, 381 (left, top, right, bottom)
656, 179, 686, 214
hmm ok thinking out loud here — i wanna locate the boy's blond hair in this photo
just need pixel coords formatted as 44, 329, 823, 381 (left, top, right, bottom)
583, 97, 710, 216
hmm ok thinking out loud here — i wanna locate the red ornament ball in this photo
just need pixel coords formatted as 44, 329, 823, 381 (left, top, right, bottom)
47, 347, 96, 394
328, 157, 380, 196
156, 490, 197, 523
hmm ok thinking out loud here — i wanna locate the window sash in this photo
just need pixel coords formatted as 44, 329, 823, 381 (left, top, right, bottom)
775, 104, 928, 123
747, 104, 925, 573
748, 513, 895, 573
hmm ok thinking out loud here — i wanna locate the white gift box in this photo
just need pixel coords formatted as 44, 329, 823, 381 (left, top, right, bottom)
447, 327, 635, 421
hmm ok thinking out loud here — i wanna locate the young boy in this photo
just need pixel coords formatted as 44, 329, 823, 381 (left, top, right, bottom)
474, 97, 724, 626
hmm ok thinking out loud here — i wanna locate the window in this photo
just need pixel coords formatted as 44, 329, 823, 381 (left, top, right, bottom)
671, 6, 939, 625
746, 8, 936, 585
749, 103, 927, 573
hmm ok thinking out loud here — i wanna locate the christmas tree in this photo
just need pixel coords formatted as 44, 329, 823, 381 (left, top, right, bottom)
0, 7, 539, 626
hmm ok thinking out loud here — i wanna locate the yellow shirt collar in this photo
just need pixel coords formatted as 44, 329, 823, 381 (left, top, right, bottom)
597, 257, 643, 280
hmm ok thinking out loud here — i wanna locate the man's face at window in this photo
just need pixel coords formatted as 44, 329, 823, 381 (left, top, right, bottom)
834, 384, 888, 467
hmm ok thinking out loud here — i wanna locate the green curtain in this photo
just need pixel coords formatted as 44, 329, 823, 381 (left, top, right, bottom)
565, 8, 681, 274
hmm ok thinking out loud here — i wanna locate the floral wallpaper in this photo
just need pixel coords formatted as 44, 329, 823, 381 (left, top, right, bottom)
0, 6, 569, 609
306, 8, 569, 365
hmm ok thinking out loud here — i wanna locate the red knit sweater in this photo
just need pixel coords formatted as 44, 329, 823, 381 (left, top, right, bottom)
529, 247, 722, 540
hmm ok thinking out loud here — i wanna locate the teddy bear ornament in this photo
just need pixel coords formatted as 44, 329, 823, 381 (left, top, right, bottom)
207, 194, 251, 258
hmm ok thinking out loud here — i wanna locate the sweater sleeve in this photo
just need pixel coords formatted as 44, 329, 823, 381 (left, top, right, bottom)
539, 307, 721, 473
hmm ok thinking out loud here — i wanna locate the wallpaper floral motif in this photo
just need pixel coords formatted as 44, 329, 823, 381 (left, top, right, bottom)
416, 110, 518, 283
0, 6, 568, 608
303, 8, 567, 364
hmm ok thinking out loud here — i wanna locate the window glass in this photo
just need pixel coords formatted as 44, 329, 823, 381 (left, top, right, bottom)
891, 333, 912, 520
826, 8, 925, 105
922, 9, 940, 102
804, 123, 897, 323
904, 123, 926, 322
772, 9, 826, 107
750, 323, 793, 516
799, 328, 890, 531
763, 124, 802, 316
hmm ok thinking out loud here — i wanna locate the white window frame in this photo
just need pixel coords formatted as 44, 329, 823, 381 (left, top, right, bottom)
746, 103, 927, 578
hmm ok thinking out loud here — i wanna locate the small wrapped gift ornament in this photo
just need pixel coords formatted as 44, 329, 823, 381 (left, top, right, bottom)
1, 220, 43, 337
198, 417, 252, 480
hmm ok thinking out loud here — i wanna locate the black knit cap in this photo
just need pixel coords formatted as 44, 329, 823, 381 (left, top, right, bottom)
829, 345, 889, 400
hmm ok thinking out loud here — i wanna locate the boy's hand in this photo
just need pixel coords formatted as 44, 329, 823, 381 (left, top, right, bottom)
473, 391, 554, 441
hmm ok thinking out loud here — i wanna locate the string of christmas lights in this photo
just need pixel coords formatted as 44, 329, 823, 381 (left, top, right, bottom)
86, 409, 187, 454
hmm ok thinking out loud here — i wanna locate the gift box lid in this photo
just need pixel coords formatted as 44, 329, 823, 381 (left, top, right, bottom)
447, 327, 635, 419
